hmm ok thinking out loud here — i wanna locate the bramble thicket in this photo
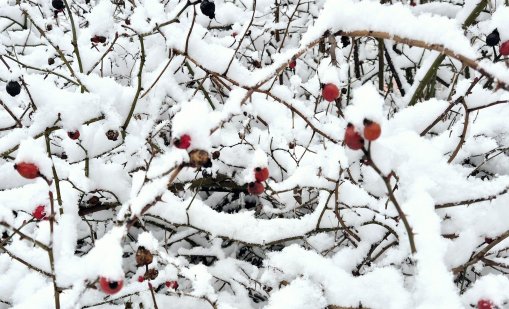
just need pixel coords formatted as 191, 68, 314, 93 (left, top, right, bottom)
1, 0, 509, 308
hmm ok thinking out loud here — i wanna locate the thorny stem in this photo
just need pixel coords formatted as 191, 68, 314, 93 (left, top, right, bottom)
1, 115, 105, 158
452, 229, 509, 274
49, 200, 61, 309
126, 164, 184, 230
447, 99, 469, 163
122, 35, 146, 135
363, 148, 417, 254
45, 130, 63, 211
2, 54, 79, 86
148, 282, 160, 309
62, 0, 83, 74
185, 6, 196, 55
224, 0, 257, 75
24, 13, 89, 92
86, 33, 120, 75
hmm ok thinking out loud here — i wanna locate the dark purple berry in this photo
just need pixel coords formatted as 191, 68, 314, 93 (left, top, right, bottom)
52, 0, 65, 10
200, 0, 215, 19
6, 81, 21, 97
486, 29, 500, 47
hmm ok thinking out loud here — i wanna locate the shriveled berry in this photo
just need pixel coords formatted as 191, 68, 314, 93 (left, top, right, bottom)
135, 246, 153, 267
344, 123, 364, 150
52, 0, 65, 10
106, 130, 119, 141
14, 162, 40, 179
99, 277, 123, 295
486, 29, 500, 47
87, 196, 100, 205
203, 158, 212, 168
189, 149, 210, 168
247, 182, 264, 195
48, 58, 55, 65
6, 81, 21, 97
477, 299, 493, 309
341, 36, 350, 47
254, 167, 269, 182
144, 269, 159, 280
322, 83, 340, 102
174, 134, 191, 149
200, 0, 215, 19
363, 119, 381, 141
91, 35, 107, 44
67, 130, 80, 140
32, 205, 47, 220
165, 280, 179, 289
500, 40, 509, 56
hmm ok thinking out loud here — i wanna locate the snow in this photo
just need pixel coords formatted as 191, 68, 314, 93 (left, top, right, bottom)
137, 231, 159, 251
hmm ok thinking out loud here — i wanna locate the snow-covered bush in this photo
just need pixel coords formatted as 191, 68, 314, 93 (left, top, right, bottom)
1, 0, 509, 307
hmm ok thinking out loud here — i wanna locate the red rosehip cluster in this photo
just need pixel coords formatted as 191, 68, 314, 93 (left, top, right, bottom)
344, 119, 381, 150
165, 280, 179, 289
247, 167, 269, 195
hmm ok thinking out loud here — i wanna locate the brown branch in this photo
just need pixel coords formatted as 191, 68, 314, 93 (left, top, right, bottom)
435, 187, 509, 209
452, 229, 509, 273
448, 99, 469, 163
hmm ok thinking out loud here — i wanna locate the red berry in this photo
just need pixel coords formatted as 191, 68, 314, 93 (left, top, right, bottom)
32, 205, 47, 220
14, 162, 40, 179
500, 40, 509, 56
174, 134, 191, 149
344, 124, 364, 150
254, 167, 269, 182
477, 299, 493, 309
99, 277, 123, 295
289, 60, 296, 69
165, 280, 179, 289
322, 83, 340, 102
137, 276, 144, 283
363, 119, 381, 141
67, 130, 80, 140
247, 182, 264, 195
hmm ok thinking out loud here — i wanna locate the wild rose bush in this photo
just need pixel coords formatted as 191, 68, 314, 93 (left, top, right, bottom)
1, 0, 509, 308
